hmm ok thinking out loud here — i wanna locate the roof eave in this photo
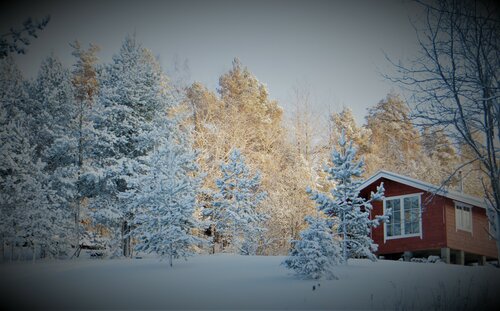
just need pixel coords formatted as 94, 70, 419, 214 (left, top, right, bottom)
359, 170, 486, 209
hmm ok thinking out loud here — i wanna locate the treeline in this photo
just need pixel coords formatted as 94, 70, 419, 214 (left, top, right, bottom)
0, 35, 481, 260
326, 94, 482, 195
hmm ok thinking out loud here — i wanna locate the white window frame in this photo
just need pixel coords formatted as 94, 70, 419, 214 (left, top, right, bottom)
383, 193, 423, 242
455, 202, 473, 233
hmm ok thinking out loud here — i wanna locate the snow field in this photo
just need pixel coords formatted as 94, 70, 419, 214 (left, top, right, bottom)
1, 254, 499, 309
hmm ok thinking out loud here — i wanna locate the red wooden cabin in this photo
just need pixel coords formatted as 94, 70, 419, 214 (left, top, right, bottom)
359, 171, 498, 265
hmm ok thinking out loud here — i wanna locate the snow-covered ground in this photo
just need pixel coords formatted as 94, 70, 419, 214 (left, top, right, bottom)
1, 254, 499, 309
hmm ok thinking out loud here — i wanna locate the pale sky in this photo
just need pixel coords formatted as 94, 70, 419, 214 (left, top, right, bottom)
1, 0, 423, 124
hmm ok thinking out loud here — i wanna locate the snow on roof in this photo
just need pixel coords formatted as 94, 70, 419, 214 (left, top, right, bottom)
359, 170, 486, 209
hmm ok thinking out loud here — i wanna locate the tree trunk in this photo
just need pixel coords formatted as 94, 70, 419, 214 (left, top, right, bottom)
342, 211, 347, 264
122, 221, 131, 257
17, 243, 21, 261
169, 244, 173, 267
75, 199, 80, 256
32, 243, 36, 263
212, 226, 216, 254
122, 221, 127, 257
75, 106, 83, 254
495, 210, 500, 263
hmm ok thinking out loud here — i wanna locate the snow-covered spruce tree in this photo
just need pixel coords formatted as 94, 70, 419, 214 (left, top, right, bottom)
89, 35, 174, 257
309, 132, 387, 263
0, 57, 23, 259
0, 110, 41, 260
0, 58, 26, 258
282, 215, 341, 279
206, 148, 267, 255
121, 115, 204, 266
29, 54, 78, 166
27, 54, 78, 257
0, 57, 67, 260
0, 120, 58, 261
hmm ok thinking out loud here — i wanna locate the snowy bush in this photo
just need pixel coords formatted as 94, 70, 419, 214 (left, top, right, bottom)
427, 255, 443, 263
282, 215, 341, 280
409, 256, 444, 264
410, 257, 428, 263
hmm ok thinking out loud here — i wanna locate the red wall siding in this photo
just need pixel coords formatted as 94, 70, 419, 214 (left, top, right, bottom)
361, 178, 447, 255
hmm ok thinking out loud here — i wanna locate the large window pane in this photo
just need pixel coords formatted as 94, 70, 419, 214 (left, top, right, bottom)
456, 205, 462, 228
386, 199, 401, 237
464, 207, 472, 230
462, 207, 471, 230
404, 196, 420, 235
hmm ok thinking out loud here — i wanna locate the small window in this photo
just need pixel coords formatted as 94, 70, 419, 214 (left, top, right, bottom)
455, 204, 472, 232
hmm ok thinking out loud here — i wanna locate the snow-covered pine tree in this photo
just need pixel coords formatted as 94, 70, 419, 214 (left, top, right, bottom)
0, 56, 28, 119
282, 215, 341, 279
28, 54, 78, 257
121, 114, 204, 266
0, 57, 23, 259
0, 119, 57, 260
309, 132, 387, 263
329, 107, 371, 156
29, 54, 77, 165
0, 104, 33, 259
89, 35, 176, 257
0, 57, 66, 260
83, 68, 125, 256
207, 148, 267, 255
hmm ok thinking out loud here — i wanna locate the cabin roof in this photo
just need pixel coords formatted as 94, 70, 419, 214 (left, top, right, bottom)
359, 170, 486, 209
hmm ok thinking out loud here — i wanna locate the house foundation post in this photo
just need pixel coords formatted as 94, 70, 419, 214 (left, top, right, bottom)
440, 247, 450, 264
403, 251, 413, 262
457, 250, 465, 265
479, 255, 486, 266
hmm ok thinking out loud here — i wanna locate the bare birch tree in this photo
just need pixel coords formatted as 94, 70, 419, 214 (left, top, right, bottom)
386, 0, 500, 259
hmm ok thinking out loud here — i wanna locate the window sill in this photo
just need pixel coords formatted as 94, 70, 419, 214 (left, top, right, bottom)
385, 233, 421, 240
456, 227, 472, 234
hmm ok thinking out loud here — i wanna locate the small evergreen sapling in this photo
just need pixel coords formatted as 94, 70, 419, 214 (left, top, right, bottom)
206, 149, 268, 255
283, 133, 387, 280
282, 215, 341, 279
309, 132, 387, 263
